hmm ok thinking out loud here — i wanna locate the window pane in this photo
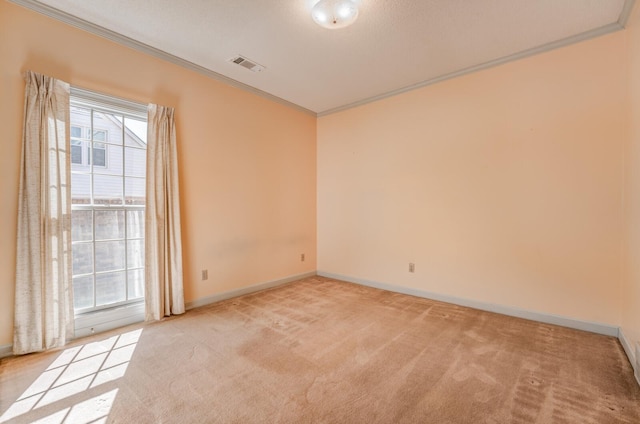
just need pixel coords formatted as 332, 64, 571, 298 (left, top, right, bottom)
124, 117, 147, 146
95, 210, 124, 240
71, 173, 91, 204
127, 239, 144, 269
71, 140, 90, 171
127, 269, 144, 300
96, 271, 126, 306
125, 177, 145, 205
70, 106, 91, 132
95, 240, 125, 272
94, 174, 123, 205
71, 142, 83, 165
72, 210, 93, 242
93, 129, 107, 142
73, 275, 94, 309
95, 144, 122, 176
94, 112, 122, 145
125, 147, 146, 177
72, 243, 93, 275
92, 143, 107, 167
127, 210, 145, 239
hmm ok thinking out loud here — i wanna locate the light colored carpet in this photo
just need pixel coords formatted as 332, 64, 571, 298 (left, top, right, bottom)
1, 276, 639, 423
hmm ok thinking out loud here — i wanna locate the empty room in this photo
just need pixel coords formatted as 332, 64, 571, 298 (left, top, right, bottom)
2, 0, 640, 422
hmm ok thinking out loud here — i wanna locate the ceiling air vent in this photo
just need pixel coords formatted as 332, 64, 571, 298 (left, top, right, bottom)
229, 55, 265, 72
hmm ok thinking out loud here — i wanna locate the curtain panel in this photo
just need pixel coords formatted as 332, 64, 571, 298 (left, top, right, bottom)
145, 104, 185, 321
14, 71, 73, 355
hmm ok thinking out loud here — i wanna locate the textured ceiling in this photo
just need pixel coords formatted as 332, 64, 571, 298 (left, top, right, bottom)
14, 0, 634, 115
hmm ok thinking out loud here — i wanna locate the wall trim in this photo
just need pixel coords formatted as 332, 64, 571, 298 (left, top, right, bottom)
618, 328, 635, 369
3, 270, 636, 388
185, 271, 317, 310
637, 342, 640, 387
0, 344, 12, 359
318, 271, 619, 337
8, 0, 635, 118
619, 0, 637, 28
7, 0, 316, 117
618, 328, 640, 387
317, 18, 628, 117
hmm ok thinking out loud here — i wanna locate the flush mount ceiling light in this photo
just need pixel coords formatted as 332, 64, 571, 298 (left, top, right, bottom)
312, 0, 359, 29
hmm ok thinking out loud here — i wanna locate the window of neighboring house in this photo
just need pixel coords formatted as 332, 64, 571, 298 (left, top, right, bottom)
70, 126, 108, 167
92, 142, 107, 167
71, 126, 83, 165
90, 129, 107, 168
71, 139, 83, 165
71, 126, 83, 138
70, 90, 148, 322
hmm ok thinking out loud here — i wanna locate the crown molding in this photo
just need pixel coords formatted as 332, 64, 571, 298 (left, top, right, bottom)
619, 0, 636, 28
9, 0, 635, 118
318, 17, 630, 116
8, 0, 317, 117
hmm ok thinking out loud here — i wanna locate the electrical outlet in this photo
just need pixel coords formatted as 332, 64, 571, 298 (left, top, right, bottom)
301, 253, 305, 262
202, 269, 208, 280
409, 262, 415, 273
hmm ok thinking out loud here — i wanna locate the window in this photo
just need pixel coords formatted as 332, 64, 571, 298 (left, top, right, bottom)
69, 125, 108, 167
70, 126, 83, 165
70, 89, 148, 315
71, 140, 83, 165
90, 129, 107, 167
92, 142, 107, 167
92, 129, 107, 141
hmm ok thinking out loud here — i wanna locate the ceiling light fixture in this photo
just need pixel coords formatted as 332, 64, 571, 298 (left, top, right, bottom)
311, 0, 359, 29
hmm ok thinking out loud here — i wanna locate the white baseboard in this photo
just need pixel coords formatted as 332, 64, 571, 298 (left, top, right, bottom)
619, 328, 635, 371
636, 343, 640, 387
318, 271, 619, 337
4, 269, 632, 382
618, 328, 640, 387
0, 344, 12, 359
185, 271, 317, 310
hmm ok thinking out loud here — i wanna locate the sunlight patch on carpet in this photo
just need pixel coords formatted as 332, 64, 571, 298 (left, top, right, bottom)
0, 329, 141, 423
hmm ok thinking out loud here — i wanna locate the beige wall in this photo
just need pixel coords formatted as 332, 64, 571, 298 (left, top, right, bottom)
624, 4, 640, 362
318, 31, 628, 326
0, 2, 317, 347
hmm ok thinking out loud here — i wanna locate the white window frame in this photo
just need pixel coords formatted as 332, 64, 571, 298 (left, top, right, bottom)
70, 87, 148, 338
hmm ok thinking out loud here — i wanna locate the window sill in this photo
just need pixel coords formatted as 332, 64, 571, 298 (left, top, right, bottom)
74, 301, 144, 339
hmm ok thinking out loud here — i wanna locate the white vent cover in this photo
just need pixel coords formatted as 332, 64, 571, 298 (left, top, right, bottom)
229, 55, 265, 72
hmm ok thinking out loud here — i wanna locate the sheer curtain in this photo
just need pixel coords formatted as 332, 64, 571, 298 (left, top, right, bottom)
145, 104, 185, 321
14, 71, 73, 355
